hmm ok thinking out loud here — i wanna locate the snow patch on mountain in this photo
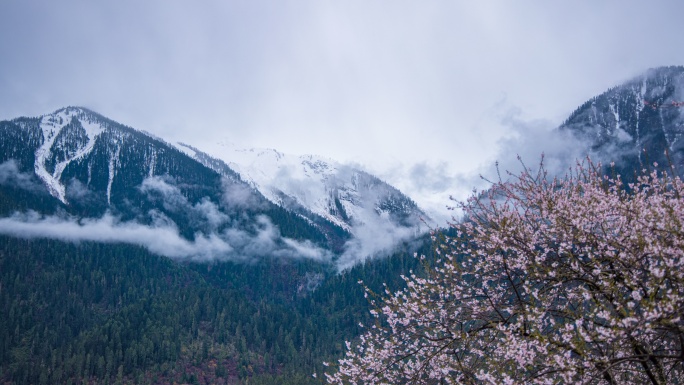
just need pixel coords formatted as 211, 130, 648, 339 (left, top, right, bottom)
34, 108, 106, 203
561, 66, 684, 171
35, 115, 66, 202
181, 141, 427, 234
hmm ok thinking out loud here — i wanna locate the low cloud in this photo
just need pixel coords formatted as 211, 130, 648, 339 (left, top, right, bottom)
140, 176, 179, 197
0, 169, 424, 268
270, 163, 329, 210
140, 176, 229, 231
65, 178, 94, 201
336, 217, 420, 271
379, 105, 597, 226
0, 212, 232, 261
0, 210, 330, 263
479, 104, 644, 185
0, 160, 45, 192
140, 176, 192, 211
468, 106, 590, 185
221, 178, 267, 211
334, 184, 427, 271
224, 214, 329, 260
383, 162, 476, 225
226, 159, 429, 269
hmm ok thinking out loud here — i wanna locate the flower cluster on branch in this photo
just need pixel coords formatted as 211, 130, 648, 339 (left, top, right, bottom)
326, 159, 684, 385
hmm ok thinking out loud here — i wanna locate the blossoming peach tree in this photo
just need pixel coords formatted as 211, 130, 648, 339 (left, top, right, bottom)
324, 160, 684, 385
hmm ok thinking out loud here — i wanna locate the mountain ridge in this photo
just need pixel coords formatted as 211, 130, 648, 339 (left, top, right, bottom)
176, 141, 429, 232
4, 66, 684, 385
560, 65, 684, 177
0, 106, 428, 266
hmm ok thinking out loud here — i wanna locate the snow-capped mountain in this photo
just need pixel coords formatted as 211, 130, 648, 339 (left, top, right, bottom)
176, 141, 429, 234
0, 107, 429, 263
0, 107, 238, 211
561, 66, 684, 177
0, 107, 335, 251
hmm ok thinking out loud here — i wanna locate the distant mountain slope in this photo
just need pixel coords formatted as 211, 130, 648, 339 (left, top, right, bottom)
177, 142, 429, 232
1, 107, 232, 211
561, 66, 684, 177
176, 142, 430, 267
0, 107, 333, 260
0, 107, 429, 264
0, 107, 438, 385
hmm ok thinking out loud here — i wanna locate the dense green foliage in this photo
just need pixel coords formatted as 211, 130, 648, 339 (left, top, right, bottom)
0, 235, 433, 384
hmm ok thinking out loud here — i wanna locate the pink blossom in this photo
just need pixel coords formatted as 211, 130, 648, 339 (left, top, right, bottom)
326, 159, 684, 385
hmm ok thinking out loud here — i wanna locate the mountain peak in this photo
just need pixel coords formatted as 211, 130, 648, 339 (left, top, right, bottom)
28, 107, 109, 203
187, 141, 428, 233
561, 65, 684, 177
0, 108, 430, 265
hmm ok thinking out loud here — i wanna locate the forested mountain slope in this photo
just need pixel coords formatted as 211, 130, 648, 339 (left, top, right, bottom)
0, 106, 433, 384
561, 66, 684, 178
0, 234, 435, 384
4, 66, 684, 383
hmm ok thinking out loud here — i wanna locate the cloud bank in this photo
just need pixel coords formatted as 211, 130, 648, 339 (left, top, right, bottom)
0, 165, 429, 269
0, 212, 232, 260
0, 160, 46, 192
335, 183, 427, 271
0, 174, 332, 263
379, 103, 599, 225
0, 211, 331, 263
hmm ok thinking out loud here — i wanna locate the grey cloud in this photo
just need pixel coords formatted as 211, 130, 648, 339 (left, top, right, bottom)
65, 178, 93, 201
0, 212, 233, 261
223, 215, 330, 261
336, 218, 419, 271
141, 176, 229, 230
268, 164, 334, 215
138, 176, 331, 260
283, 238, 326, 260
0, 173, 331, 262
377, 161, 474, 226
408, 162, 457, 193
260, 160, 430, 268
486, 106, 590, 179
140, 176, 189, 210
334, 178, 426, 270
194, 198, 228, 230
428, 107, 594, 223
221, 178, 266, 211
140, 176, 180, 196
378, 105, 598, 225
0, 160, 45, 192
482, 104, 646, 185
232, 159, 427, 268
297, 272, 324, 294
0, 153, 316, 262
0, 210, 330, 263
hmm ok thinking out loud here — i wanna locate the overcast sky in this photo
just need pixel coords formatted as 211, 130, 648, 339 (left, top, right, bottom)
2, 0, 684, 217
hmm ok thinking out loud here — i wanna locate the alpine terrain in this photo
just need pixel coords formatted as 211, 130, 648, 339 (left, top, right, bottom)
0, 106, 427, 261
561, 65, 684, 178
2, 66, 684, 384
0, 106, 433, 384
